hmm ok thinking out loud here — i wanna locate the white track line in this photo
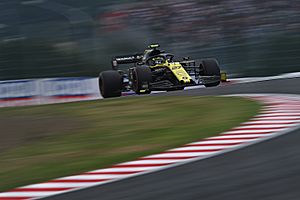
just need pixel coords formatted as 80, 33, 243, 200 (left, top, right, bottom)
20, 182, 99, 189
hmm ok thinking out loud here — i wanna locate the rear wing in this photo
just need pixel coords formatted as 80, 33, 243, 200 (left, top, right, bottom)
112, 54, 143, 69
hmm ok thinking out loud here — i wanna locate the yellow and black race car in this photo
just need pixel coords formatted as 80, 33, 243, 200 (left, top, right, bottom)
99, 44, 223, 98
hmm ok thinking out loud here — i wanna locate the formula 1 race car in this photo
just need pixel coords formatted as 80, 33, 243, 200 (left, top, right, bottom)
99, 44, 222, 98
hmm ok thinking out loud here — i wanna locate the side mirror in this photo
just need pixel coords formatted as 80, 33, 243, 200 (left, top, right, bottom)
183, 57, 190, 61
111, 59, 118, 69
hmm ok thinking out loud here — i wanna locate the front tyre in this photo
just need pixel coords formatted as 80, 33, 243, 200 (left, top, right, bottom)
99, 70, 122, 98
200, 59, 221, 87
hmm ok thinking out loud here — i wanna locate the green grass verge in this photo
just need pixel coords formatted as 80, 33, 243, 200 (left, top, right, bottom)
0, 96, 260, 192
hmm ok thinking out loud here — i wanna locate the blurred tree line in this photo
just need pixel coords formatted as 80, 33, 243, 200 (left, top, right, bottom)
0, 0, 299, 80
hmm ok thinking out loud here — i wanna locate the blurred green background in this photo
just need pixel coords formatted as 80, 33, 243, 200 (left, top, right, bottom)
0, 0, 299, 80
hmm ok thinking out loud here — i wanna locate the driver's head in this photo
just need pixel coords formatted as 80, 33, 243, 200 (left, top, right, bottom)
149, 49, 161, 57
143, 49, 161, 63
149, 56, 166, 66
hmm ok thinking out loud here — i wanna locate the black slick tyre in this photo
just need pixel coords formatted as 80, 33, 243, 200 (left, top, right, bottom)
200, 59, 221, 87
132, 66, 152, 94
99, 70, 122, 98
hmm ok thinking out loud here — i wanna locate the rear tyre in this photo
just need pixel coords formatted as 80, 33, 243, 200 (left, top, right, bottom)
200, 59, 221, 87
132, 66, 152, 94
99, 70, 122, 98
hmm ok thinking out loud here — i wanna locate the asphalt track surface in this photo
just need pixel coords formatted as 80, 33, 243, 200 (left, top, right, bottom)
47, 77, 300, 200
